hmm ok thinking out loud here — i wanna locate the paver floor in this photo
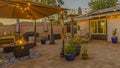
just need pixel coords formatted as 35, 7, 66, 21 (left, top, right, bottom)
5, 40, 120, 68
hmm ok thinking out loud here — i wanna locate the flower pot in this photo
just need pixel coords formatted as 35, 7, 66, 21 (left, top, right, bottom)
64, 54, 76, 61
41, 38, 46, 44
82, 54, 88, 59
76, 45, 81, 56
111, 37, 118, 43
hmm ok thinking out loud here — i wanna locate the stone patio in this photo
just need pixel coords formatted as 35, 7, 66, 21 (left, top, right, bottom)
4, 40, 120, 68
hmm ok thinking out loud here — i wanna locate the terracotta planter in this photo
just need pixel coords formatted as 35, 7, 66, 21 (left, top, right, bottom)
82, 54, 88, 59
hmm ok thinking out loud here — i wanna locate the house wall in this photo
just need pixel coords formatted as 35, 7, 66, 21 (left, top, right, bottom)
77, 18, 120, 42
77, 20, 89, 36
107, 17, 120, 42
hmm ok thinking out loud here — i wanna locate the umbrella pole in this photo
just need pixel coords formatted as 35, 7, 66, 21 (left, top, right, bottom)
16, 18, 20, 39
49, 19, 55, 44
34, 19, 37, 46
18, 19, 20, 38
60, 11, 65, 57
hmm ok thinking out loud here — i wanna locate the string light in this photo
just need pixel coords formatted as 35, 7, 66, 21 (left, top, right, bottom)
24, 8, 27, 11
99, 10, 103, 13
16, 4, 19, 8
60, 11, 64, 15
113, 8, 117, 12
27, 15, 30, 17
21, 10, 24, 13
27, 3, 31, 6
20, 7, 23, 10
27, 7, 30, 10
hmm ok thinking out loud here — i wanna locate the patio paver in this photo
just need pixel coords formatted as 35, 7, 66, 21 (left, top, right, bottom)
5, 40, 120, 68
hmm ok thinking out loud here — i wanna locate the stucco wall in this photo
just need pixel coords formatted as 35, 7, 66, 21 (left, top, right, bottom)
77, 20, 89, 36
107, 18, 120, 42
77, 17, 120, 42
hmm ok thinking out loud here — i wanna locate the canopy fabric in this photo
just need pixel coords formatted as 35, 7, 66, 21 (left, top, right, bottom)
0, 0, 65, 19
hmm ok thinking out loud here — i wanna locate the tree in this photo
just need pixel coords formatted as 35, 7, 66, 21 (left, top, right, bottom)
89, 0, 118, 11
78, 6, 82, 15
56, 0, 64, 7
41, 0, 56, 6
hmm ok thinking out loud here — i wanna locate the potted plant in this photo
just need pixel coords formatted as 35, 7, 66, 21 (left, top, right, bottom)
81, 46, 88, 59
64, 44, 77, 61
111, 28, 118, 43
73, 35, 82, 56
0, 56, 5, 62
40, 33, 47, 44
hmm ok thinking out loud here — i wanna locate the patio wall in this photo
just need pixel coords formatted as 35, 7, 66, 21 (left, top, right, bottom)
0, 25, 66, 38
0, 25, 16, 35
20, 25, 65, 36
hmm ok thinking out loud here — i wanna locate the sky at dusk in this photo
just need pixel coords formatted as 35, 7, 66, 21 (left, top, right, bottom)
62, 0, 90, 11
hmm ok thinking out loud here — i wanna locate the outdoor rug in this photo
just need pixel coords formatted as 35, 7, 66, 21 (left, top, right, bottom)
0, 49, 41, 68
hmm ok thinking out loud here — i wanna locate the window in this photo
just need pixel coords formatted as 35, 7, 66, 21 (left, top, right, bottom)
90, 20, 97, 33
90, 19, 106, 34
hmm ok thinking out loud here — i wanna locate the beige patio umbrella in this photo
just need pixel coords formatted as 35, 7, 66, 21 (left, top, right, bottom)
0, 0, 65, 45
0, 0, 64, 19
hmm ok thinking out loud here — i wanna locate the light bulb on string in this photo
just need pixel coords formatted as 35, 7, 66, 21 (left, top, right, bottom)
99, 10, 103, 13
28, 3, 31, 6
27, 15, 30, 18
21, 10, 24, 13
20, 7, 23, 10
113, 8, 117, 12
27, 7, 30, 10
16, 4, 19, 8
24, 8, 27, 11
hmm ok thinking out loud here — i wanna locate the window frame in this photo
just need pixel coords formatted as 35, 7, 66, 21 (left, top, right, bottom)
90, 19, 106, 35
